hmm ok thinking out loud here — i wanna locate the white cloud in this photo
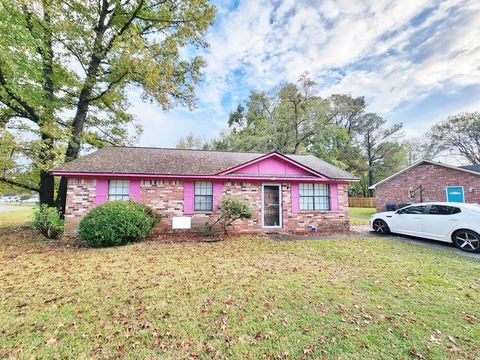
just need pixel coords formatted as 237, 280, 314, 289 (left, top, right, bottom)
134, 0, 480, 146
198, 0, 480, 112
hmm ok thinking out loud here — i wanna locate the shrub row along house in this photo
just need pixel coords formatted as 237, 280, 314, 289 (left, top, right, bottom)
370, 159, 480, 211
52, 147, 358, 234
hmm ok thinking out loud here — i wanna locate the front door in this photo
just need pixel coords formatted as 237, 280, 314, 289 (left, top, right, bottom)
263, 184, 281, 228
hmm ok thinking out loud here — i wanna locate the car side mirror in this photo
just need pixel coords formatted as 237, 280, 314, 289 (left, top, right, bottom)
395, 210, 402, 214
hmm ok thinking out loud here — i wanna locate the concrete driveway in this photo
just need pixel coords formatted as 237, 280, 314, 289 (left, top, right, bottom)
367, 230, 480, 260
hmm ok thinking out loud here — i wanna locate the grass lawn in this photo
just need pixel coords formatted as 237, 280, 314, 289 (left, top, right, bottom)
1, 213, 479, 359
348, 207, 376, 225
0, 207, 33, 228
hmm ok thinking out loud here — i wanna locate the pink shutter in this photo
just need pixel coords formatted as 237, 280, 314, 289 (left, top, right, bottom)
291, 183, 300, 214
183, 180, 194, 215
330, 183, 339, 211
95, 178, 109, 205
212, 181, 224, 212
129, 179, 140, 201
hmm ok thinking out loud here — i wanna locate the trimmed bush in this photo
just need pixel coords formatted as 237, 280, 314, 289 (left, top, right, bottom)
32, 204, 64, 239
79, 201, 159, 247
204, 196, 252, 234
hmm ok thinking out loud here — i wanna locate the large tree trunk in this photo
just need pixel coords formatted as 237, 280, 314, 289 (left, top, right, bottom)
39, 169, 55, 206
55, 3, 109, 213
38, 2, 56, 207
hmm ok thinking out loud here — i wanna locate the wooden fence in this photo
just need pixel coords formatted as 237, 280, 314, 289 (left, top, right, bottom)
348, 197, 375, 208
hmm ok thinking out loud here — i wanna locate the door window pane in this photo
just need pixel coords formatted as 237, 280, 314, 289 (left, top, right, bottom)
264, 185, 280, 226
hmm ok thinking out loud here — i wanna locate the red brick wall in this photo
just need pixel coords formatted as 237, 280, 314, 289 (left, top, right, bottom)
374, 164, 480, 211
64, 178, 350, 234
64, 178, 96, 233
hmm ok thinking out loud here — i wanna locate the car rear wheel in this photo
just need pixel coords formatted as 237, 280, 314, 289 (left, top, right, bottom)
373, 219, 390, 235
452, 230, 480, 253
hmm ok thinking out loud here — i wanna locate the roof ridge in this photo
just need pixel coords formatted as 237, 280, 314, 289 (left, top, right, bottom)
109, 145, 312, 156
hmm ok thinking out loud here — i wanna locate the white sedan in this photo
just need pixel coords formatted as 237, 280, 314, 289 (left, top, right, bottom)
370, 202, 480, 253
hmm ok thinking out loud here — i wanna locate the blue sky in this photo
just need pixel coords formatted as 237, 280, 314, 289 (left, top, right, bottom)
132, 0, 480, 147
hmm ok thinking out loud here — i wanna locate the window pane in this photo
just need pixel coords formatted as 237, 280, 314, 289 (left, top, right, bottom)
194, 193, 213, 211
195, 181, 212, 195
300, 197, 314, 210
109, 180, 130, 201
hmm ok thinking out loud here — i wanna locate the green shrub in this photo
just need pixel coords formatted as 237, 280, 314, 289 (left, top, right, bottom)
79, 201, 159, 247
32, 205, 64, 239
204, 196, 252, 234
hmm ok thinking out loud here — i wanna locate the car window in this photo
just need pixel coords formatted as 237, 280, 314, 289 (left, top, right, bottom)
428, 205, 461, 215
400, 205, 428, 214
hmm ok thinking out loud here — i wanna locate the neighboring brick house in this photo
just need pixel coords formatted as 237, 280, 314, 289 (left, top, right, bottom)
370, 160, 480, 212
52, 147, 358, 234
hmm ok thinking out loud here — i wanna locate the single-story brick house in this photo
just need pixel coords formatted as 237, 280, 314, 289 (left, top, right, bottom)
370, 159, 480, 212
52, 147, 358, 234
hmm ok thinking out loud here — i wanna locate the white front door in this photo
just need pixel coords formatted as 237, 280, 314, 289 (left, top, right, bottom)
262, 184, 282, 228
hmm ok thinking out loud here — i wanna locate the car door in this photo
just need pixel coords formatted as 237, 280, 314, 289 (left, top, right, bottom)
389, 205, 428, 236
421, 205, 462, 241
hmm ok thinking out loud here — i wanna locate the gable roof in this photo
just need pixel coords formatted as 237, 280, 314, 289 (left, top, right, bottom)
52, 146, 358, 180
369, 159, 480, 190
460, 164, 480, 174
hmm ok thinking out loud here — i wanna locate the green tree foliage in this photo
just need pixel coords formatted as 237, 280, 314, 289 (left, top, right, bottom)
358, 113, 403, 195
209, 74, 405, 193
0, 0, 215, 209
431, 112, 480, 164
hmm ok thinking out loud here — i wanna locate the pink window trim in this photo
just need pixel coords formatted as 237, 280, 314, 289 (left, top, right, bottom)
291, 183, 300, 214
129, 179, 140, 201
95, 178, 109, 205
183, 180, 194, 215
330, 183, 339, 211
212, 181, 223, 212
293, 182, 340, 213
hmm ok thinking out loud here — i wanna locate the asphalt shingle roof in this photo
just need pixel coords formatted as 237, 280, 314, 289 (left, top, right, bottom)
460, 165, 480, 174
53, 147, 358, 180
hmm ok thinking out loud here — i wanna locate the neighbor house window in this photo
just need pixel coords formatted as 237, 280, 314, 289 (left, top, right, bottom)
108, 180, 129, 201
299, 183, 330, 210
194, 181, 213, 211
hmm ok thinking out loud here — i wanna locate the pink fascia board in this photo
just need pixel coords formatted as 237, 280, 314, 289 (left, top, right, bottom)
216, 152, 329, 178
52, 171, 347, 183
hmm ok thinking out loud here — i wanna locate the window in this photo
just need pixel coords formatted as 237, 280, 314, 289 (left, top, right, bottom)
299, 183, 330, 210
399, 205, 427, 214
428, 205, 461, 215
108, 180, 129, 201
194, 181, 213, 211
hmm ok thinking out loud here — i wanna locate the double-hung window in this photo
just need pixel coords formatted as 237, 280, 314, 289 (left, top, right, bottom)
108, 180, 130, 201
194, 181, 213, 211
299, 183, 330, 210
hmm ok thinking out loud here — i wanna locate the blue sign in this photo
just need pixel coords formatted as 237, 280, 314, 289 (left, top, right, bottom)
446, 186, 465, 203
